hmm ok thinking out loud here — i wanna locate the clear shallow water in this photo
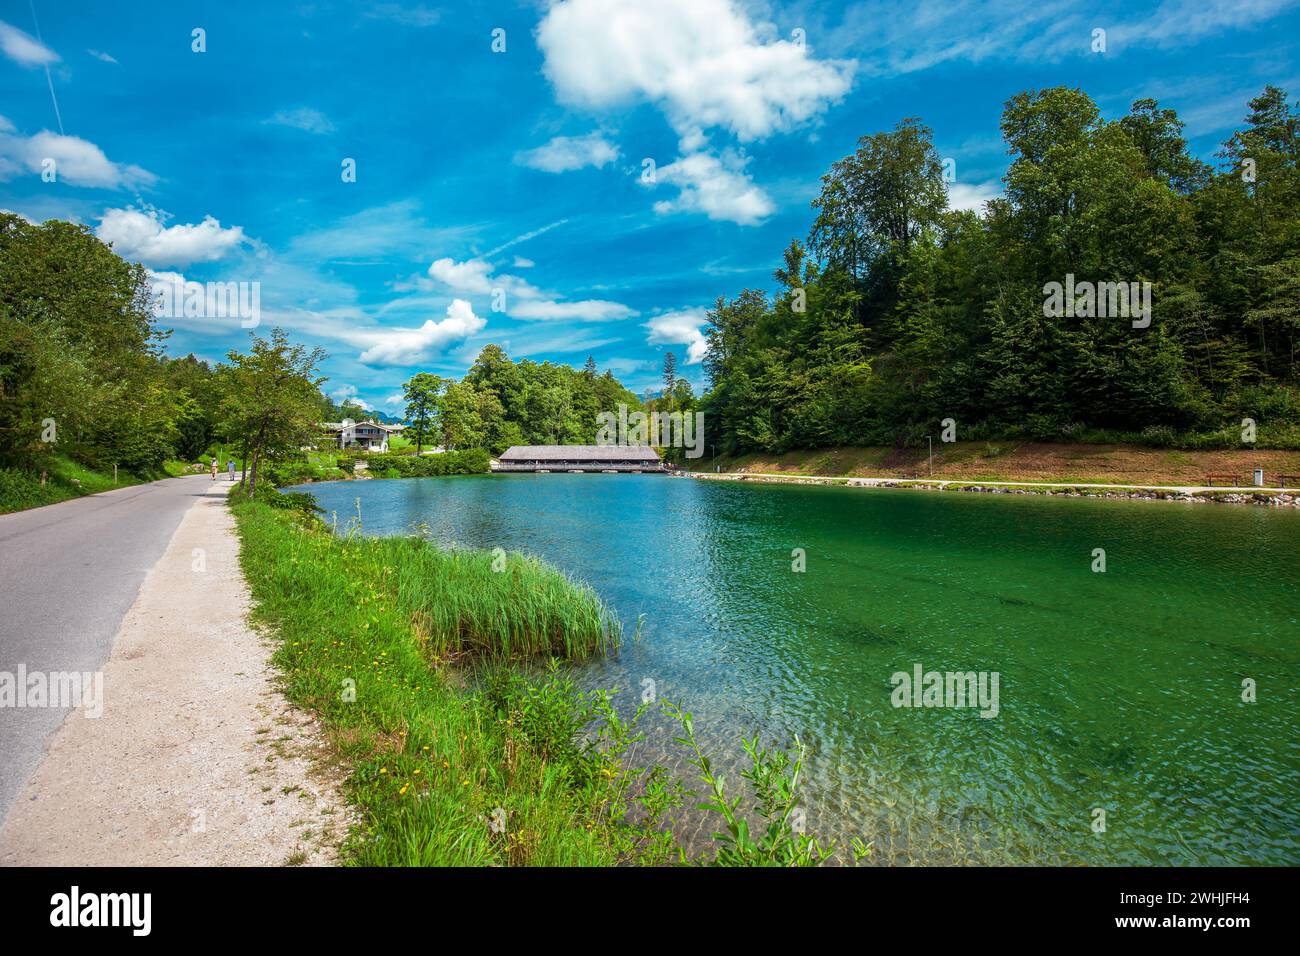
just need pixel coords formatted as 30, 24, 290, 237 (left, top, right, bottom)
297, 474, 1300, 865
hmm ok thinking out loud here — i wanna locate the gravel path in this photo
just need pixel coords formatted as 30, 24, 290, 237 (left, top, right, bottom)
0, 479, 350, 865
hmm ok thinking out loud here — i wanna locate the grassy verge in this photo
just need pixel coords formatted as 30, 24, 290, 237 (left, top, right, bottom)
232, 490, 674, 865
0, 454, 155, 515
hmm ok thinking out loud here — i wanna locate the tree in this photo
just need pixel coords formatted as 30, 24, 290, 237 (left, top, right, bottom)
402, 372, 444, 453
220, 329, 325, 496
662, 351, 677, 411
439, 381, 486, 450
810, 118, 947, 286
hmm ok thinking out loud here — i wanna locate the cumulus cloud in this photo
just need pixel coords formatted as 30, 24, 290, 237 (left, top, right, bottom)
428, 257, 498, 296
264, 107, 336, 135
651, 152, 774, 225
947, 180, 1002, 214
330, 384, 371, 409
0, 20, 58, 67
354, 299, 486, 365
515, 132, 618, 173
96, 207, 245, 267
537, 0, 853, 142
427, 256, 635, 322
0, 125, 155, 189
645, 307, 709, 364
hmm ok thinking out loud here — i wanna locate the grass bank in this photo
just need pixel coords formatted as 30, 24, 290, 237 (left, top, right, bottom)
0, 454, 156, 515
232, 490, 671, 865
233, 486, 842, 865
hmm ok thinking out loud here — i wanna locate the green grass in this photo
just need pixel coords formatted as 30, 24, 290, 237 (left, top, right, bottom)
231, 493, 673, 865
0, 454, 154, 514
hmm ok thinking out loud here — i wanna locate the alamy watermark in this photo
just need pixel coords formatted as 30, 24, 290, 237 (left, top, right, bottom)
151, 275, 260, 328
890, 663, 999, 718
1043, 274, 1151, 329
0, 665, 103, 718
596, 403, 704, 458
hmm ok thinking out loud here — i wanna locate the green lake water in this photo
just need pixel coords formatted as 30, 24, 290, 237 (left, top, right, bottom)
298, 473, 1300, 865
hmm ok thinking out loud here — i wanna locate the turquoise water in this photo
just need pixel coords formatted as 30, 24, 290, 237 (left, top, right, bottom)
298, 474, 1300, 865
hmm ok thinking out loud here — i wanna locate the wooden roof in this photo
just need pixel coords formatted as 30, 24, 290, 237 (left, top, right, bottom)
500, 445, 661, 462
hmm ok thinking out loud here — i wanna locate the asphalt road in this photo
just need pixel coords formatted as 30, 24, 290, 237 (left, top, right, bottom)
0, 474, 230, 824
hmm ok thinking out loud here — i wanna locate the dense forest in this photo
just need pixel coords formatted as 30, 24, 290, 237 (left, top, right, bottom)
400, 346, 643, 455
698, 85, 1300, 455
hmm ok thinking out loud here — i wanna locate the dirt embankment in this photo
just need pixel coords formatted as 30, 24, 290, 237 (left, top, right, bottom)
691, 442, 1300, 487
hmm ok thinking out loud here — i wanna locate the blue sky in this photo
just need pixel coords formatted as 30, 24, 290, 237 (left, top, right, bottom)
2, 0, 1298, 412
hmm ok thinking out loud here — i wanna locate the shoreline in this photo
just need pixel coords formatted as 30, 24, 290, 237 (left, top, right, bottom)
684, 471, 1300, 507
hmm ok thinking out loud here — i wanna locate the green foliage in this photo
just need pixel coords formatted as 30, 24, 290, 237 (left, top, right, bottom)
0, 213, 182, 473
702, 86, 1300, 455
0, 454, 151, 514
663, 701, 869, 866
364, 448, 491, 477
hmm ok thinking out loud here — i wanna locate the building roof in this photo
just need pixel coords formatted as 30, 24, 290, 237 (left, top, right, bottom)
322, 420, 397, 432
500, 444, 661, 462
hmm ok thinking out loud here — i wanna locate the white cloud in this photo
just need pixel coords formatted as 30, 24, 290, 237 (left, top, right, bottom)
651, 152, 774, 225
947, 180, 1002, 214
265, 107, 336, 135
510, 299, 636, 322
87, 49, 117, 64
96, 207, 245, 266
0, 20, 58, 67
0, 126, 155, 189
516, 132, 618, 173
428, 257, 497, 296
513, 256, 535, 268
645, 307, 709, 364
427, 256, 635, 322
354, 299, 486, 365
537, 0, 853, 142
330, 384, 371, 409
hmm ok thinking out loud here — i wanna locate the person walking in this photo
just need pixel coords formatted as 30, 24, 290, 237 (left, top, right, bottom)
210, 456, 218, 480
227, 459, 236, 481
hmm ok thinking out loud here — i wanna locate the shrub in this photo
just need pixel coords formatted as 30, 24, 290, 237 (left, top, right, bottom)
363, 449, 491, 478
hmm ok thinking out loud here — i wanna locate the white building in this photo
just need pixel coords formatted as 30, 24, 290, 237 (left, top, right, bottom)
323, 419, 400, 453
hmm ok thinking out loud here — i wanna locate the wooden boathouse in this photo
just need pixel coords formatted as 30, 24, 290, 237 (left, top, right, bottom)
495, 445, 665, 473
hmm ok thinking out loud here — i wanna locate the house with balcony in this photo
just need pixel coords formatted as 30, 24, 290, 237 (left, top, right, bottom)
323, 419, 399, 453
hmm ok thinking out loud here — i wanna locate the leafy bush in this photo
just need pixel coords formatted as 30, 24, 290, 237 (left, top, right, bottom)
364, 449, 490, 478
